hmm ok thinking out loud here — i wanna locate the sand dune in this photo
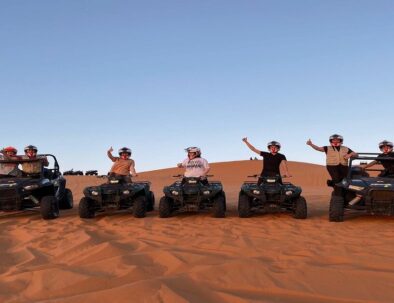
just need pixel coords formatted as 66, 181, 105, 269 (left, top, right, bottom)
1, 161, 394, 303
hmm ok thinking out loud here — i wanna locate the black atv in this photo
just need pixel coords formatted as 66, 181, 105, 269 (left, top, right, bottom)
63, 169, 83, 176
85, 170, 98, 176
0, 155, 73, 220
329, 153, 394, 222
238, 175, 307, 219
79, 175, 155, 218
159, 175, 226, 218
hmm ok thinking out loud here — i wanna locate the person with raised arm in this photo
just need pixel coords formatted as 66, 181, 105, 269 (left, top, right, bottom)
242, 137, 291, 183
307, 134, 357, 185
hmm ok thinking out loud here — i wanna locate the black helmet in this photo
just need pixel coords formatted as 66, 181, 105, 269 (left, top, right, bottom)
118, 147, 131, 156
379, 140, 393, 150
267, 141, 281, 150
329, 134, 343, 143
24, 145, 38, 153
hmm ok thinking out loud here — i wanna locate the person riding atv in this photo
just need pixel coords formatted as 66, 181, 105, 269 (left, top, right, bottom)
242, 137, 291, 183
177, 147, 210, 185
107, 146, 137, 183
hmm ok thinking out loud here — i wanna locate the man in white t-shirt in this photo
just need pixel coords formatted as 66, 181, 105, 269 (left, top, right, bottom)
177, 147, 210, 182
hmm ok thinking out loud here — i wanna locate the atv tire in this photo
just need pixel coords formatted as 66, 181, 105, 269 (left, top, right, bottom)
293, 196, 307, 219
133, 195, 146, 218
212, 193, 226, 218
59, 188, 73, 209
41, 196, 59, 220
238, 192, 252, 218
159, 196, 173, 218
79, 197, 95, 218
329, 193, 345, 222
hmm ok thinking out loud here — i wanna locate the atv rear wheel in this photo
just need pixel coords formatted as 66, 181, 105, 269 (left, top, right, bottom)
79, 197, 95, 218
133, 195, 146, 218
238, 192, 252, 218
147, 191, 155, 212
293, 196, 307, 219
212, 193, 226, 218
59, 188, 73, 209
41, 196, 59, 220
329, 193, 345, 222
159, 196, 173, 218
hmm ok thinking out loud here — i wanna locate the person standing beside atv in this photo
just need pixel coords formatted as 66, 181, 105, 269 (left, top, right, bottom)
242, 138, 291, 181
0, 146, 21, 176
177, 147, 210, 183
21, 145, 49, 175
361, 140, 394, 177
307, 134, 357, 185
107, 147, 137, 181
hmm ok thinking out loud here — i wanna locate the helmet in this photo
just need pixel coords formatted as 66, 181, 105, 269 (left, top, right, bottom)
329, 134, 343, 143
185, 146, 201, 156
3, 146, 17, 154
267, 141, 281, 150
118, 147, 131, 156
24, 145, 38, 153
379, 140, 393, 150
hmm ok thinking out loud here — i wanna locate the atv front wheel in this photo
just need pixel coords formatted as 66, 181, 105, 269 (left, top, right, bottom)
159, 197, 173, 218
212, 193, 226, 218
59, 188, 74, 209
79, 197, 95, 218
238, 192, 252, 218
41, 196, 59, 220
329, 193, 345, 222
293, 196, 307, 219
133, 195, 146, 218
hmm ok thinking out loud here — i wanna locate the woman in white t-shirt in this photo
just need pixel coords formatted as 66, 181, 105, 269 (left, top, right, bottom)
177, 147, 210, 180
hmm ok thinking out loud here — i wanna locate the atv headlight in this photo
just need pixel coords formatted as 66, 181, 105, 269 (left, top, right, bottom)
24, 184, 39, 190
188, 180, 197, 184
253, 190, 261, 195
91, 190, 99, 196
349, 185, 365, 191
110, 180, 119, 184
285, 190, 293, 196
53, 180, 59, 186
123, 190, 130, 195
171, 190, 179, 196
203, 190, 210, 195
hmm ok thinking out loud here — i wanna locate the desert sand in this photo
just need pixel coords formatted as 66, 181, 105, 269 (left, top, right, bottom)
1, 160, 394, 303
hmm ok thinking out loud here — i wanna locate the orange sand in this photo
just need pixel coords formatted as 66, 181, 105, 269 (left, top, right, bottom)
1, 161, 394, 303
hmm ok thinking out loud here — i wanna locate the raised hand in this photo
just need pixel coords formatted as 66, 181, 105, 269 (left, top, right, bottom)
108, 146, 113, 153
306, 139, 312, 146
242, 137, 248, 143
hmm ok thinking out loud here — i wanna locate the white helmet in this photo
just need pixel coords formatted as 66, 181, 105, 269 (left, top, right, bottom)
267, 141, 281, 150
379, 140, 393, 150
329, 134, 343, 143
185, 146, 201, 156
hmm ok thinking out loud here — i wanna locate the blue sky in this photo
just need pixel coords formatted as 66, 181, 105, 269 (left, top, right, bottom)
1, 0, 393, 173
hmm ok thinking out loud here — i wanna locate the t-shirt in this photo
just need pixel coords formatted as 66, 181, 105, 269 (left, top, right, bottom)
259, 151, 287, 176
110, 158, 134, 176
181, 157, 210, 178
377, 152, 394, 172
323, 146, 353, 154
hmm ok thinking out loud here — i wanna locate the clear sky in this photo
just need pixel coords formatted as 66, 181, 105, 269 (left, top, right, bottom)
1, 0, 393, 174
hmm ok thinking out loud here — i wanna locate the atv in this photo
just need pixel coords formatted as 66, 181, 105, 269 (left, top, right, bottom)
329, 153, 394, 222
63, 169, 83, 176
85, 170, 98, 176
159, 175, 226, 218
238, 175, 307, 219
0, 155, 73, 220
79, 175, 155, 218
